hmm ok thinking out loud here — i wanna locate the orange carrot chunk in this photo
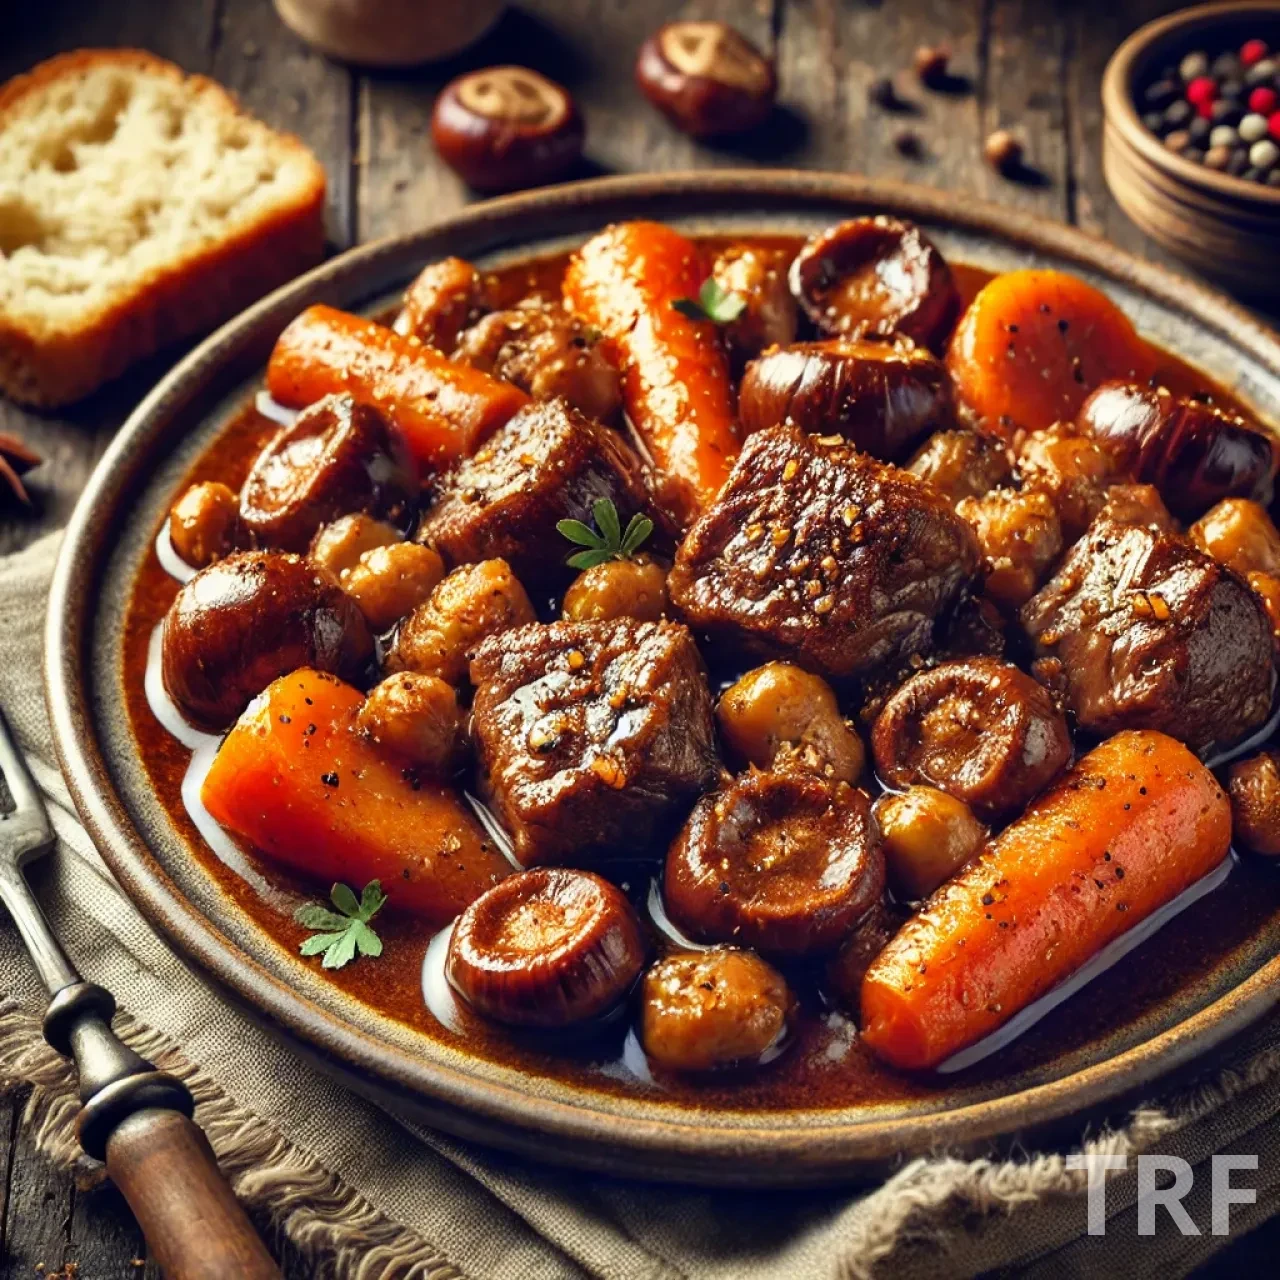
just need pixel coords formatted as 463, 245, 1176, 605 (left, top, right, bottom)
266, 304, 528, 472
563, 221, 740, 527
946, 269, 1155, 440
861, 729, 1231, 1071
201, 668, 510, 923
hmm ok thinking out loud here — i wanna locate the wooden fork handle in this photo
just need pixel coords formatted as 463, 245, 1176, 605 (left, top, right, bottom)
105, 1107, 281, 1279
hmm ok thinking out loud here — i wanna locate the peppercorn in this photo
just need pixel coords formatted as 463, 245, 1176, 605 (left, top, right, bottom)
1163, 128, 1191, 153
983, 127, 1023, 173
1144, 78, 1180, 110
913, 44, 950, 86
1240, 111, 1270, 142
1142, 110, 1166, 134
1246, 58, 1278, 86
1210, 123, 1239, 148
1220, 77, 1246, 100
1241, 39, 1269, 68
1188, 116, 1211, 144
1184, 147, 1206, 165
1204, 144, 1231, 170
869, 75, 899, 109
1164, 99, 1193, 128
1212, 52, 1242, 79
1268, 169, 1280, 186
1228, 147, 1251, 176
1270, 110, 1280, 140
1244, 165, 1266, 182
1179, 51, 1210, 81
1250, 138, 1280, 168
1249, 85, 1278, 114
893, 127, 924, 157
1210, 98, 1243, 126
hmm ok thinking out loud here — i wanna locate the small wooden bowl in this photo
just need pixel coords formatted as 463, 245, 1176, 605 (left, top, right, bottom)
1103, 1, 1280, 299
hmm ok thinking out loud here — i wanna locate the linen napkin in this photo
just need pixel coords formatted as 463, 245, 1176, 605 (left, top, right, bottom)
3, 529, 1280, 1280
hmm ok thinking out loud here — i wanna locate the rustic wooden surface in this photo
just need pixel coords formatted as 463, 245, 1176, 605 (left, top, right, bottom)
1, 0, 1277, 1274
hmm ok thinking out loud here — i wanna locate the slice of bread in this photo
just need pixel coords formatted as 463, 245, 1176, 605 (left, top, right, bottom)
0, 49, 327, 408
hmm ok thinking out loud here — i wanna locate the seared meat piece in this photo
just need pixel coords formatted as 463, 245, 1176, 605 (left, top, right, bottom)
418, 398, 653, 582
161, 551, 373, 731
739, 338, 952, 462
872, 657, 1072, 823
668, 424, 981, 681
907, 428, 1012, 505
454, 300, 622, 423
1078, 380, 1275, 521
1022, 512, 1275, 751
240, 394, 418, 553
1016, 421, 1127, 543
469, 618, 719, 865
710, 244, 798, 367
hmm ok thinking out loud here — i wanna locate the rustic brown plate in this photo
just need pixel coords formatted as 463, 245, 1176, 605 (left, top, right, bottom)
44, 172, 1280, 1186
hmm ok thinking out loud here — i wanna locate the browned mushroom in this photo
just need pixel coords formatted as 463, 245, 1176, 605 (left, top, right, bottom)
664, 770, 884, 956
635, 21, 776, 138
430, 66, 585, 192
394, 257, 491, 353
788, 216, 960, 351
739, 338, 952, 461
239, 393, 418, 553
872, 657, 1072, 823
445, 868, 646, 1027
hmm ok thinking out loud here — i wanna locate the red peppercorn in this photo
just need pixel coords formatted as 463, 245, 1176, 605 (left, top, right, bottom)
1250, 86, 1278, 114
1186, 76, 1217, 107
1269, 110, 1280, 141
1196, 97, 1216, 120
1242, 39, 1270, 67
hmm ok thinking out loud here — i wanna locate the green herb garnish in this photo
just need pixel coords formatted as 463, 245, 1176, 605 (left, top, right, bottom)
557, 497, 655, 571
671, 277, 747, 325
295, 880, 386, 970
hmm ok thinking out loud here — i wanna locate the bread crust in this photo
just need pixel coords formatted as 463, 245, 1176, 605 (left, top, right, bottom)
0, 49, 327, 408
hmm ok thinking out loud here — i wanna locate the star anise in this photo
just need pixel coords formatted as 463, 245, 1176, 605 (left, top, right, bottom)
0, 433, 42, 507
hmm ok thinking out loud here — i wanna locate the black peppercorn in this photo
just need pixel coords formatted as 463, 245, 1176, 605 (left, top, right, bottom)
869, 75, 899, 109
1188, 116, 1211, 144
893, 126, 923, 156
1210, 98, 1244, 125
1184, 147, 1206, 165
1164, 99, 1193, 128
1142, 110, 1166, 133
1212, 51, 1242, 80
983, 127, 1024, 173
1228, 147, 1251, 176
1143, 78, 1180, 109
913, 44, 950, 86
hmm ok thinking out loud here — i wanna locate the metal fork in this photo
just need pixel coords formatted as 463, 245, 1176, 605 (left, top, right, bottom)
0, 708, 278, 1279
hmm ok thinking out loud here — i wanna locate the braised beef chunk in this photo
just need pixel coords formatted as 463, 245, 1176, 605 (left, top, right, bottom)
1022, 512, 1275, 752
418, 397, 653, 581
469, 618, 719, 865
668, 424, 981, 681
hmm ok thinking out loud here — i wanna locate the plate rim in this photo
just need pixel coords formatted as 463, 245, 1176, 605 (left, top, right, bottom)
43, 169, 1280, 1185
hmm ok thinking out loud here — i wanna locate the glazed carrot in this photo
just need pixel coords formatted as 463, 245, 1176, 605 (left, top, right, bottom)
266, 305, 528, 471
861, 730, 1230, 1071
563, 221, 740, 526
202, 668, 510, 923
946, 269, 1156, 440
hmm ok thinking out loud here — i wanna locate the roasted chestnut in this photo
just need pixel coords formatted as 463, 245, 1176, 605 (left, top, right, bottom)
161, 551, 373, 731
789, 216, 960, 351
1228, 750, 1280, 856
739, 338, 951, 461
239, 393, 418, 553
664, 770, 884, 956
709, 245, 798, 366
356, 672, 461, 775
716, 662, 865, 784
168, 481, 243, 569
561, 555, 668, 623
640, 949, 794, 1073
446, 868, 646, 1027
907, 428, 1012, 506
430, 66, 584, 193
635, 21, 776, 139
1077, 380, 1276, 521
394, 257, 490, 353
872, 657, 1072, 823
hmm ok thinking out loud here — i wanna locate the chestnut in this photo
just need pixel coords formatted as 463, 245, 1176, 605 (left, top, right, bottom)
635, 21, 776, 139
430, 66, 584, 192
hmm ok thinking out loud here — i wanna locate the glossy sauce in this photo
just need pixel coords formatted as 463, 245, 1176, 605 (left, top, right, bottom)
122, 238, 1280, 1110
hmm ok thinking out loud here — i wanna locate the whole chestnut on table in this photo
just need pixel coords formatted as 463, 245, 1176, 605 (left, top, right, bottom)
430, 66, 584, 192
635, 21, 776, 138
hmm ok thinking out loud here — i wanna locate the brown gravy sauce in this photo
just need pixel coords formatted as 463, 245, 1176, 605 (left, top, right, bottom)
122, 238, 1280, 1111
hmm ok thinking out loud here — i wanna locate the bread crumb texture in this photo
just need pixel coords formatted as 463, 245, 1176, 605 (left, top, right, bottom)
0, 50, 326, 405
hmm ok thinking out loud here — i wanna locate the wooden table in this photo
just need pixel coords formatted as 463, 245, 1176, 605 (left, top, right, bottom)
0, 0, 1276, 1273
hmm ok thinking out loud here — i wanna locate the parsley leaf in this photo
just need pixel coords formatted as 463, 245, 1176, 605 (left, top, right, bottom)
294, 880, 387, 970
671, 277, 747, 326
556, 498, 654, 570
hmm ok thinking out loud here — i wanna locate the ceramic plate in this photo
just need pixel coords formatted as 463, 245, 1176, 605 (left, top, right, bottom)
45, 172, 1280, 1185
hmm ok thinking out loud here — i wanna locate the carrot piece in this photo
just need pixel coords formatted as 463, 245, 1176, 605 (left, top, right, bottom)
201, 668, 510, 923
946, 269, 1156, 440
860, 729, 1231, 1071
563, 221, 740, 526
266, 304, 528, 471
